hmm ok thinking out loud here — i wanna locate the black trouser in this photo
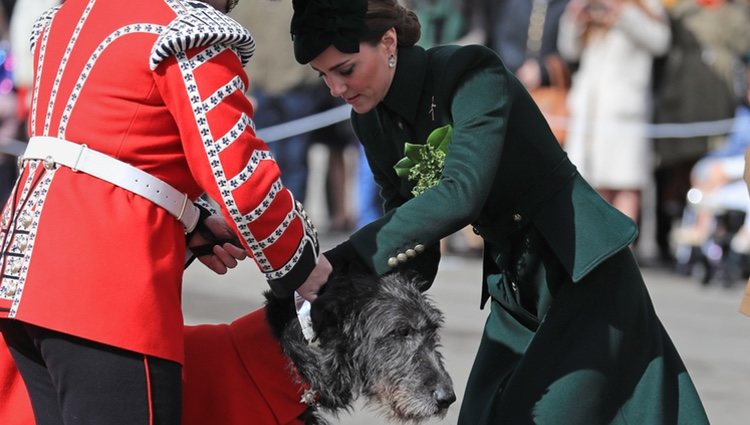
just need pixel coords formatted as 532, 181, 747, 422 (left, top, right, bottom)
0, 319, 181, 425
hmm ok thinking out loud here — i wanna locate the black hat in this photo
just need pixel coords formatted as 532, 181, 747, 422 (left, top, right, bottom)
290, 0, 367, 64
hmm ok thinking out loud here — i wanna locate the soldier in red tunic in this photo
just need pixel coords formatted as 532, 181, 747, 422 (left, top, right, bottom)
0, 0, 332, 422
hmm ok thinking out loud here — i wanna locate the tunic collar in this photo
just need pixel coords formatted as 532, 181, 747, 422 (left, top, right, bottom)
381, 46, 428, 125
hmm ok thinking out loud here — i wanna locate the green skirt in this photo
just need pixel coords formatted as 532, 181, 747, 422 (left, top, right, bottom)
458, 248, 709, 425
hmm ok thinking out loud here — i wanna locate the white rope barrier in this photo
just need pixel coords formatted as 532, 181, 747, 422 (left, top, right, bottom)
0, 138, 26, 157
0, 107, 743, 157
545, 115, 737, 139
256, 104, 352, 142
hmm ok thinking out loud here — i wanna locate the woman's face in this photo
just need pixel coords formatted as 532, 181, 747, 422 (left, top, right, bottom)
310, 29, 397, 114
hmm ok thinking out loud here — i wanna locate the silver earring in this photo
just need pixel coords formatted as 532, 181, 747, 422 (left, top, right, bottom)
388, 55, 396, 69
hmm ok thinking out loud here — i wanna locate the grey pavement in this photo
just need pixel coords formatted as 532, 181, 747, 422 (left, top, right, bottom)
183, 237, 750, 425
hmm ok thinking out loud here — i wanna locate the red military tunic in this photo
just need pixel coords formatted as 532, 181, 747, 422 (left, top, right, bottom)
1, 308, 310, 425
0, 0, 319, 364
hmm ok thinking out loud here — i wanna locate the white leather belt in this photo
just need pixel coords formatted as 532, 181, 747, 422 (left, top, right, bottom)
22, 136, 200, 233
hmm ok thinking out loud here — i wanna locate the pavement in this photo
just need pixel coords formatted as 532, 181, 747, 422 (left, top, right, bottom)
183, 234, 750, 425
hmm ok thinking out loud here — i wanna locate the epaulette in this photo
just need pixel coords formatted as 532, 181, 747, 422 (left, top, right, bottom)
30, 6, 62, 53
150, 1, 255, 70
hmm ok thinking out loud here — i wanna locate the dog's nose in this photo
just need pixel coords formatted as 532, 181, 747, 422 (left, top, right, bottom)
434, 386, 456, 409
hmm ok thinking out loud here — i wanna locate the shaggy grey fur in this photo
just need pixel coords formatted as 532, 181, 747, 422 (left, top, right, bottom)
264, 273, 456, 424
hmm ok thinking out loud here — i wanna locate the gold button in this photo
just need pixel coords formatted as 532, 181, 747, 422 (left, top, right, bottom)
414, 244, 425, 253
18, 239, 28, 252
21, 215, 32, 228
513, 213, 522, 222
5, 285, 16, 297
406, 249, 417, 258
11, 263, 21, 273
387, 257, 399, 268
397, 253, 408, 263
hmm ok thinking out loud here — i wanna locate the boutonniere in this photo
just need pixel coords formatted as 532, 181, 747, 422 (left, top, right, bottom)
393, 124, 452, 196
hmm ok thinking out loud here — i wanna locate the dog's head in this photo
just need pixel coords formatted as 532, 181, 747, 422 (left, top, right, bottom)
265, 272, 455, 423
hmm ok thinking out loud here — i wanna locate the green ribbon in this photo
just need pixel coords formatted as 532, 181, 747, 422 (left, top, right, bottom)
394, 125, 452, 196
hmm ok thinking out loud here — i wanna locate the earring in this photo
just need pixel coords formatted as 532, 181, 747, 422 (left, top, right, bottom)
388, 55, 397, 69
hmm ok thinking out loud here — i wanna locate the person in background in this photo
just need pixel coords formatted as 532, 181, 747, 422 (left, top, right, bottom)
0, 1, 16, 205
308, 91, 358, 233
237, 0, 318, 205
669, 53, 750, 285
0, 0, 330, 423
290, 0, 709, 423
480, 0, 571, 92
557, 0, 670, 228
672, 70, 750, 249
651, 0, 750, 265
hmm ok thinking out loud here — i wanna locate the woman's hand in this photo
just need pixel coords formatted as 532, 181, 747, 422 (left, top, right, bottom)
295, 255, 333, 302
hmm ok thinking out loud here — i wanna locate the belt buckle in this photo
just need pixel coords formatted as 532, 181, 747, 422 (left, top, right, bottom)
43, 155, 56, 170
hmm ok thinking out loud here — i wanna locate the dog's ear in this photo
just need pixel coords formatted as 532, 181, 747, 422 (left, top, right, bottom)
310, 273, 379, 342
387, 269, 433, 292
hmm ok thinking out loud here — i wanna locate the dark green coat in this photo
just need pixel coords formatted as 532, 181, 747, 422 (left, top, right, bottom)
348, 44, 709, 424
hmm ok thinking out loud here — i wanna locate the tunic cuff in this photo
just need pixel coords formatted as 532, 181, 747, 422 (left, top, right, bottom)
267, 242, 318, 298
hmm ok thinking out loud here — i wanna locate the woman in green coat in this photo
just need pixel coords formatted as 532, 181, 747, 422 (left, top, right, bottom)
290, 0, 710, 423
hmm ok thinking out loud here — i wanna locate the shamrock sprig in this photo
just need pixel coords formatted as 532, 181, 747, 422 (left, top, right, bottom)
393, 124, 452, 196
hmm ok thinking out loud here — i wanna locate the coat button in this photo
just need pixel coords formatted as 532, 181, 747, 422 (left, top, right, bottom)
513, 213, 522, 222
387, 257, 399, 268
414, 244, 425, 253
406, 249, 417, 258
21, 215, 32, 228
472, 226, 480, 235
397, 253, 408, 263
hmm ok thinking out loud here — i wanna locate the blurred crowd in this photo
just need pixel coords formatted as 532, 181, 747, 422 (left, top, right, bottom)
2, 0, 750, 287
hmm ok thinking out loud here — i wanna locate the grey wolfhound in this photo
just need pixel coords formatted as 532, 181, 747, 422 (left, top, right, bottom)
264, 272, 456, 424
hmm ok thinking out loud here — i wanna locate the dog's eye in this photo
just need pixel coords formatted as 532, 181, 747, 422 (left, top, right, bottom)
392, 327, 411, 338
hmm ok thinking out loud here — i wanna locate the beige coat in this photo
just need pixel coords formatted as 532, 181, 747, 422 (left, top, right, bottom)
558, 0, 670, 189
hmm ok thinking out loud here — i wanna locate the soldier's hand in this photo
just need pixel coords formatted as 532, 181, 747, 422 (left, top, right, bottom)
188, 215, 247, 274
